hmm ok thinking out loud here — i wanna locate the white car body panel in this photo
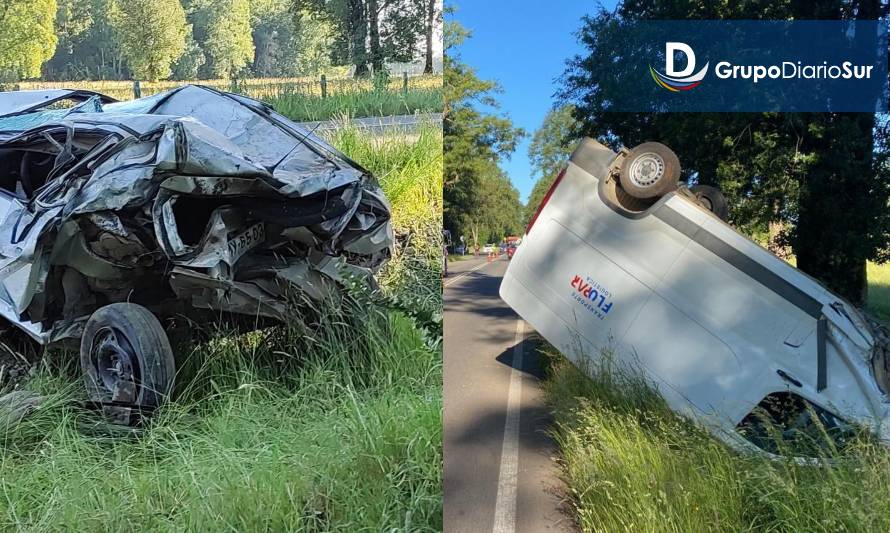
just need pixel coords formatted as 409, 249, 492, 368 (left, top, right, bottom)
500, 138, 887, 451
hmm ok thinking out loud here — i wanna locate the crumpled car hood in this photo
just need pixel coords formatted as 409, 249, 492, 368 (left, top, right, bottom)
0, 85, 393, 343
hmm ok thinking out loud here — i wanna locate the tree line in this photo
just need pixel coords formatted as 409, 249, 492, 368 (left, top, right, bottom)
527, 0, 890, 305
0, 0, 441, 82
443, 13, 524, 249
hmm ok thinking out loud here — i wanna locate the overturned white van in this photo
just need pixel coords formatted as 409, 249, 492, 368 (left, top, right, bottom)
500, 137, 890, 455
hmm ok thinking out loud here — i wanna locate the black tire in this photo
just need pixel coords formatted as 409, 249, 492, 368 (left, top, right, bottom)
690, 184, 729, 221
80, 303, 175, 411
619, 142, 681, 199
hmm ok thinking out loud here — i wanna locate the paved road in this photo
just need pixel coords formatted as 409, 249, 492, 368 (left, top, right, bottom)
444, 256, 571, 533
298, 113, 443, 136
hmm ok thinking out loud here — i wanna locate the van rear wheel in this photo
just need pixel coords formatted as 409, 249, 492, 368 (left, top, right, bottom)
690, 184, 729, 221
619, 142, 681, 199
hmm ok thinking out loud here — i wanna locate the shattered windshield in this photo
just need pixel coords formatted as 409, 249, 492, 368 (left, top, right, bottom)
0, 95, 105, 133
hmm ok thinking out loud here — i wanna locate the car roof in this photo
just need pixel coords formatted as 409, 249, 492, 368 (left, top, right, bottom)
0, 89, 117, 118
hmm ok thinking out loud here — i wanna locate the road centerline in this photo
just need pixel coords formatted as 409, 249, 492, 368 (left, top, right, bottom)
443, 257, 496, 287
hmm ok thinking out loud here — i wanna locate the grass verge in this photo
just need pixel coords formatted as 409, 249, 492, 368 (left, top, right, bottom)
868, 261, 890, 324
0, 128, 443, 531
268, 88, 443, 122
544, 341, 890, 532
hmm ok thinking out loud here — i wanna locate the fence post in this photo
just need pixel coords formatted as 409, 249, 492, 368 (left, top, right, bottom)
133, 80, 141, 99
320, 74, 327, 98
402, 71, 408, 94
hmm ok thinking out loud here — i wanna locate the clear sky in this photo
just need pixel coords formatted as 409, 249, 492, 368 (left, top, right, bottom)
451, 1, 619, 202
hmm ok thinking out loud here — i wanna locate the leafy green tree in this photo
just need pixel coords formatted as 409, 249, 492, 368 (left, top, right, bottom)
444, 13, 524, 243
45, 0, 123, 80
0, 0, 58, 80
560, 0, 890, 304
296, 0, 433, 77
172, 23, 206, 79
525, 104, 581, 223
203, 0, 254, 77
109, 0, 188, 81
422, 0, 439, 74
291, 9, 334, 74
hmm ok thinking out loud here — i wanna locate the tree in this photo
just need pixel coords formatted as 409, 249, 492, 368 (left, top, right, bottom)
109, 0, 187, 81
44, 0, 123, 80
172, 23, 206, 79
525, 104, 581, 222
560, 0, 890, 304
0, 0, 58, 80
422, 0, 438, 73
347, 0, 369, 75
203, 0, 254, 77
296, 0, 434, 77
290, 9, 334, 74
443, 12, 524, 243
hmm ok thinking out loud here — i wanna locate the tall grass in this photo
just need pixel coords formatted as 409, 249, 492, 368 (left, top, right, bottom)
0, 128, 443, 531
267, 88, 442, 122
543, 346, 890, 532
326, 123, 443, 327
13, 74, 443, 103
868, 261, 890, 324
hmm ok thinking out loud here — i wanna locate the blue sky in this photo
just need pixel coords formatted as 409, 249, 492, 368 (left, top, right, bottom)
451, 1, 618, 202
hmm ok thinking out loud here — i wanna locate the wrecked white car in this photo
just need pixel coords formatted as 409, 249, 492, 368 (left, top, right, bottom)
0, 86, 392, 417
501, 137, 890, 456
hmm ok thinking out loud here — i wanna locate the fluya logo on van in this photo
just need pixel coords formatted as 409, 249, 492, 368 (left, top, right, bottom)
570, 275, 613, 320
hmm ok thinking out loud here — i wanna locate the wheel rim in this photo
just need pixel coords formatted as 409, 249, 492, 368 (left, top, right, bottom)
698, 195, 713, 210
91, 326, 141, 403
628, 152, 665, 188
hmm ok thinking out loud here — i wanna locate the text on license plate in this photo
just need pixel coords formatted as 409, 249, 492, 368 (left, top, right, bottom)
227, 223, 264, 263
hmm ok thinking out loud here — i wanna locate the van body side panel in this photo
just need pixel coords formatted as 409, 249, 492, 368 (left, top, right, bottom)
502, 137, 886, 445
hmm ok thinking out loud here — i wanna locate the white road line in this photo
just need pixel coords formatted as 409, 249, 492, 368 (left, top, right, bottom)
492, 319, 525, 533
443, 257, 498, 287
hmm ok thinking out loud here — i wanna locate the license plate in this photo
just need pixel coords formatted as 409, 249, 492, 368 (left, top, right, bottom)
227, 223, 264, 264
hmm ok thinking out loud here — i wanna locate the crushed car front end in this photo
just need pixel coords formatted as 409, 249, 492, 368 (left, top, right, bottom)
0, 86, 393, 345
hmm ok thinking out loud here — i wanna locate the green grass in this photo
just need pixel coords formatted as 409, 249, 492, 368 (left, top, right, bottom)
324, 124, 443, 326
544, 344, 890, 532
0, 129, 443, 531
267, 88, 443, 122
868, 261, 890, 324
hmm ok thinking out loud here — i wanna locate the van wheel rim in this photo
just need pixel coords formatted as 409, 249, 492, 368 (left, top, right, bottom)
629, 152, 665, 188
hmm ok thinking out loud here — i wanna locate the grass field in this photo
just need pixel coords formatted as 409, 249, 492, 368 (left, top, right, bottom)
13, 75, 444, 122
15, 74, 442, 101
0, 127, 443, 531
266, 87, 442, 122
545, 261, 890, 532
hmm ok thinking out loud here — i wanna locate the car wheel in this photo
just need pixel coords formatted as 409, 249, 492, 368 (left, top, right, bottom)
80, 303, 175, 422
690, 184, 729, 221
619, 142, 681, 199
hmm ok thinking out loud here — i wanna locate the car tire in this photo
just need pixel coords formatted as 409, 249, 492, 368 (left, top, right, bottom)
80, 303, 175, 417
690, 184, 729, 221
619, 142, 681, 199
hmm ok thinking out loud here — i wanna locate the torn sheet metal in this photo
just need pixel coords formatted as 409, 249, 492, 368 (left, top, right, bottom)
0, 85, 393, 343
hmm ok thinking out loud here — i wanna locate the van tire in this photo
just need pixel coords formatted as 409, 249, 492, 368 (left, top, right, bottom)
619, 142, 681, 199
691, 184, 729, 221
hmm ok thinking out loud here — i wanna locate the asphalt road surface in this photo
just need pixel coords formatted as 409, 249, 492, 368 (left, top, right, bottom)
444, 255, 571, 533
